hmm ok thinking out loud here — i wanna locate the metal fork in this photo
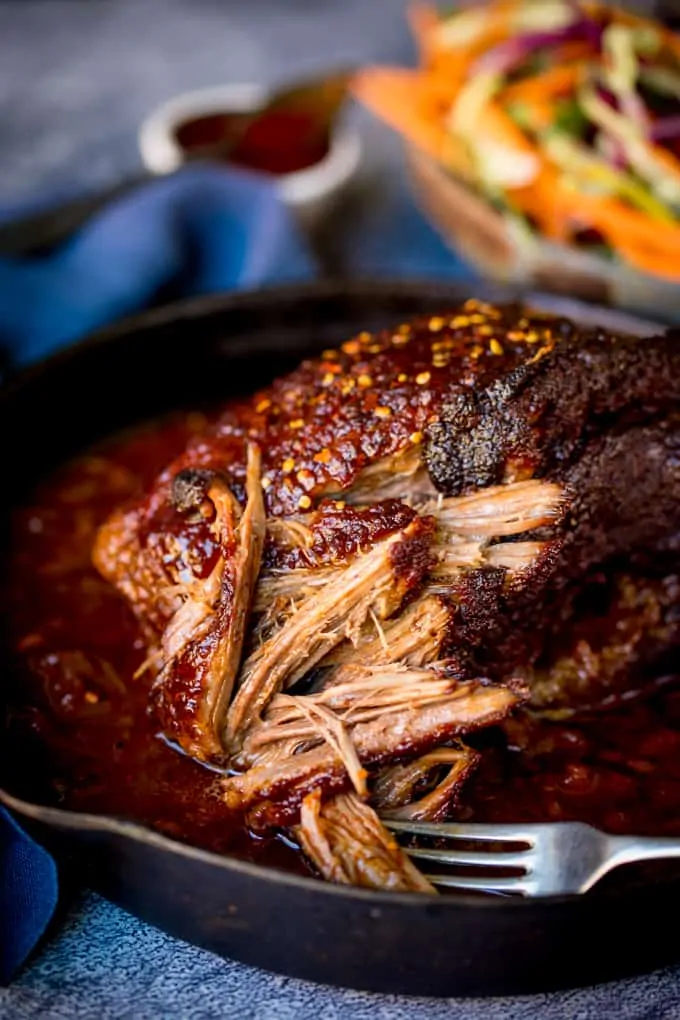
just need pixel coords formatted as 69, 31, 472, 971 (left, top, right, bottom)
386, 820, 680, 897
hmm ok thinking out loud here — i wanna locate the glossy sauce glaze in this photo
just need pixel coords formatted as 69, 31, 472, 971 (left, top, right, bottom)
3, 413, 680, 887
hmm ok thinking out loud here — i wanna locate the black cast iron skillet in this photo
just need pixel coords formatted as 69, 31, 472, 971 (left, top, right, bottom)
1, 279, 676, 998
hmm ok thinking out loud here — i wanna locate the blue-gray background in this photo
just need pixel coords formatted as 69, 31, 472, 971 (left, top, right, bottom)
0, 2, 677, 1018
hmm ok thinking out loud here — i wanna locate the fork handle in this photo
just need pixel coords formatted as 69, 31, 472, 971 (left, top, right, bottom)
599, 835, 680, 886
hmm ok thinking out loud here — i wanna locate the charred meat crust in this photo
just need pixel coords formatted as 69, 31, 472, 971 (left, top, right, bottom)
552, 419, 680, 581
170, 468, 216, 513
460, 421, 680, 685
207, 302, 557, 517
425, 326, 680, 496
118, 300, 620, 522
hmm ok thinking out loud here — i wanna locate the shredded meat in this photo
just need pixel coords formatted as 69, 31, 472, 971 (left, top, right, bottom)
428, 479, 566, 537
224, 515, 435, 749
341, 445, 436, 505
322, 594, 452, 674
249, 479, 565, 695
91, 300, 680, 892
225, 665, 526, 826
296, 791, 435, 893
373, 744, 481, 822
426, 480, 565, 592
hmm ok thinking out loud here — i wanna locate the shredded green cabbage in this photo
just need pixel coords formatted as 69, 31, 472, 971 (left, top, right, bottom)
603, 25, 639, 99
579, 82, 680, 206
544, 132, 677, 220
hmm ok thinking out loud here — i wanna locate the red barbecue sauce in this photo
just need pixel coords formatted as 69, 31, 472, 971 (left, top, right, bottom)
174, 110, 329, 175
3, 412, 680, 886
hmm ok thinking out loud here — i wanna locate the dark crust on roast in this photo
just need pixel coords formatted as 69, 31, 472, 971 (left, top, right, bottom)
425, 325, 680, 495
457, 419, 680, 681
389, 515, 436, 587
170, 468, 215, 512
158, 301, 594, 516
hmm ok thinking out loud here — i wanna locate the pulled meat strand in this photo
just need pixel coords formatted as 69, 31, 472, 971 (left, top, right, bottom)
241, 663, 466, 756
321, 594, 451, 674
484, 540, 549, 571
280, 695, 368, 798
253, 564, 342, 613
373, 744, 480, 821
427, 479, 567, 538
296, 790, 436, 893
341, 445, 436, 505
224, 517, 434, 750
252, 480, 564, 655
225, 667, 526, 824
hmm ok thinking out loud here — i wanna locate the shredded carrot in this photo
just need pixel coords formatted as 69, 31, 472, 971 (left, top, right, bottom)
606, 234, 680, 280
649, 143, 680, 183
351, 0, 680, 281
503, 65, 582, 104
479, 99, 543, 156
352, 68, 476, 179
351, 68, 448, 159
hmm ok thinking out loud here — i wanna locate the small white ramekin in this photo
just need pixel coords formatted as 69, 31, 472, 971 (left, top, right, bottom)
138, 83, 362, 225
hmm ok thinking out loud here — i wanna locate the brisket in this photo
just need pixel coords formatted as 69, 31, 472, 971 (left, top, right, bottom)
92, 299, 680, 891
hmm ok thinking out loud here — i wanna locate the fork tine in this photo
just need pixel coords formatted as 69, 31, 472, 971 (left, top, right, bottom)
385, 820, 538, 844
425, 873, 532, 895
406, 847, 532, 869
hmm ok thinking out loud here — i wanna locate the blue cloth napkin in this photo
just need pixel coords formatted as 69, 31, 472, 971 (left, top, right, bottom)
0, 810, 58, 985
0, 164, 315, 367
0, 163, 319, 982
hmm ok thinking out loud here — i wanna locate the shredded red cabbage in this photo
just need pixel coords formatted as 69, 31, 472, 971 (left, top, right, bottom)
651, 115, 680, 142
473, 13, 603, 76
598, 131, 627, 170
596, 81, 646, 125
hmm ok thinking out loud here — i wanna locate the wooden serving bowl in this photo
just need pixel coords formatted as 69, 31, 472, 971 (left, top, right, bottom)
407, 146, 680, 322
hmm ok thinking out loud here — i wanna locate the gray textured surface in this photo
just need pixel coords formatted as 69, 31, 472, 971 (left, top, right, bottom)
3, 892, 680, 1020
1, 1, 679, 1017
